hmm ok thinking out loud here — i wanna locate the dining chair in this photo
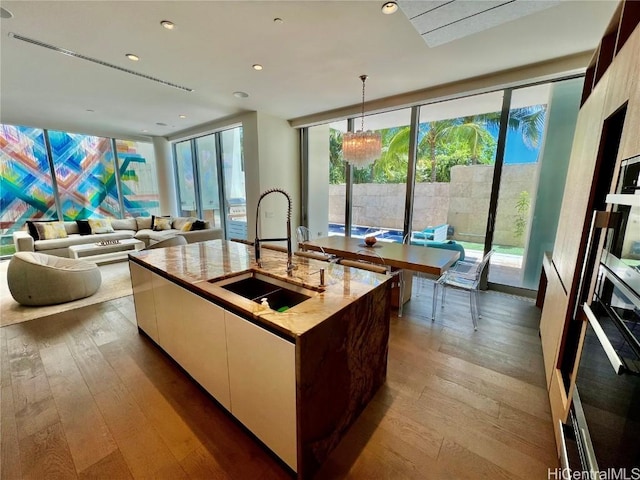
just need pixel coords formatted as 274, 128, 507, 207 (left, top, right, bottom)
294, 250, 334, 262
296, 226, 311, 249
230, 237, 254, 246
348, 249, 406, 318
431, 250, 494, 330
261, 243, 288, 253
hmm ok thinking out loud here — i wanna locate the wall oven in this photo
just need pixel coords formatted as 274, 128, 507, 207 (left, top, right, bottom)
560, 155, 640, 474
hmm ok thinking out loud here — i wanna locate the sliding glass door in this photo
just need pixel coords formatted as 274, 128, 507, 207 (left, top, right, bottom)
195, 135, 221, 228
173, 127, 247, 239
489, 78, 583, 288
414, 91, 504, 264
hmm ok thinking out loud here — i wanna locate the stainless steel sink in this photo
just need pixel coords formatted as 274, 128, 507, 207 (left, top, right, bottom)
208, 271, 314, 311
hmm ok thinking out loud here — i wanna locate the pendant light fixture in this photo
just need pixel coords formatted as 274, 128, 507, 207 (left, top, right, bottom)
342, 75, 381, 168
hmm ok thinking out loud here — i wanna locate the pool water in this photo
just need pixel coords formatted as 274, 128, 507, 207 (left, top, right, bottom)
328, 223, 403, 242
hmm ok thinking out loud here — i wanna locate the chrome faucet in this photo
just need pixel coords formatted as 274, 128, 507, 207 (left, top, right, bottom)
254, 188, 294, 274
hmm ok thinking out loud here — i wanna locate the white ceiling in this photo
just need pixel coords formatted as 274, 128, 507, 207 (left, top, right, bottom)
0, 1, 618, 142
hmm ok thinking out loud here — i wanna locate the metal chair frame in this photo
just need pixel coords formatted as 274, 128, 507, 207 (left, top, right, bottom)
432, 250, 494, 330
351, 249, 406, 318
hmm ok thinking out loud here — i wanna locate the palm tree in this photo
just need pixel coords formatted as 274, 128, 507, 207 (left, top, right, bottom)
377, 105, 546, 182
329, 129, 345, 184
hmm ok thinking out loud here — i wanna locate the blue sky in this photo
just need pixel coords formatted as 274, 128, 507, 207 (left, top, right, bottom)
487, 124, 540, 164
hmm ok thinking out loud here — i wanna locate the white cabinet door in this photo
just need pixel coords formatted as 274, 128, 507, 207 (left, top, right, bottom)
129, 261, 159, 341
152, 274, 231, 410
225, 311, 297, 471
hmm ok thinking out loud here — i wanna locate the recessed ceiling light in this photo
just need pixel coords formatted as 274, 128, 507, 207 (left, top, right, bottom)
178, 114, 186, 119
142, 129, 148, 132
0, 7, 13, 19
160, 20, 175, 30
273, 18, 283, 24
381, 1, 398, 14
233, 91, 249, 98
252, 64, 263, 71
126, 53, 139, 61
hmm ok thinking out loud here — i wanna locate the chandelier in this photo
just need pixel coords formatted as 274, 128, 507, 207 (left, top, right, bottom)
342, 75, 381, 168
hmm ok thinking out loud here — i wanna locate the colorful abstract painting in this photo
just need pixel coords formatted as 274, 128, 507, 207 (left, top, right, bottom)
0, 125, 58, 243
48, 130, 120, 220
0, 124, 160, 254
116, 139, 160, 217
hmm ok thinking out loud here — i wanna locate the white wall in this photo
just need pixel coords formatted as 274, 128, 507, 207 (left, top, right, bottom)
307, 124, 330, 239
243, 112, 299, 241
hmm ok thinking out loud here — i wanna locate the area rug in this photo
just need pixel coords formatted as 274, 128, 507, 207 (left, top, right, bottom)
0, 259, 133, 327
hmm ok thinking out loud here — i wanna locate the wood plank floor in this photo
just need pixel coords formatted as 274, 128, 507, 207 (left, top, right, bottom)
0, 278, 557, 479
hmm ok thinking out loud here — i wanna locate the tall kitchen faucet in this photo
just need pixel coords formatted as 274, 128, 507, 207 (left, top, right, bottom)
254, 188, 294, 274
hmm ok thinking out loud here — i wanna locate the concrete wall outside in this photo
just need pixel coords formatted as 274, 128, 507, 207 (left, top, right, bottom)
328, 163, 538, 247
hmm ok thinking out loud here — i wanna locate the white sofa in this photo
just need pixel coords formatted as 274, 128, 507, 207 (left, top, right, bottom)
13, 217, 223, 258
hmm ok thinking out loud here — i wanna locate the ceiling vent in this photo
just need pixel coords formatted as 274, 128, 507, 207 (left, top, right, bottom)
398, 0, 560, 47
9, 32, 194, 92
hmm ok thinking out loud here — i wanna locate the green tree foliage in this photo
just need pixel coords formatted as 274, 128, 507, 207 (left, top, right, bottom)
329, 129, 346, 184
328, 105, 546, 185
514, 190, 531, 239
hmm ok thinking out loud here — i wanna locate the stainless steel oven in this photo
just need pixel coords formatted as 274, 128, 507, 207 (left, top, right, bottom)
560, 155, 640, 474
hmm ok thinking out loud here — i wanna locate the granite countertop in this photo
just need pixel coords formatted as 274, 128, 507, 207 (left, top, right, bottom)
129, 239, 391, 338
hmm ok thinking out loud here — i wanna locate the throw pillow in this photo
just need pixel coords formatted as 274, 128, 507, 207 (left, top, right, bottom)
181, 221, 194, 232
190, 220, 206, 231
153, 217, 172, 231
135, 216, 153, 230
26, 220, 54, 240
88, 218, 115, 234
76, 219, 92, 235
151, 215, 171, 230
173, 216, 196, 231
34, 222, 68, 240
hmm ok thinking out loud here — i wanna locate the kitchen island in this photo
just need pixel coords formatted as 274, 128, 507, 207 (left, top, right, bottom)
128, 239, 391, 479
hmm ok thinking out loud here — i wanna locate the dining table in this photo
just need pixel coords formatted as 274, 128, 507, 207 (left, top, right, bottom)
301, 236, 461, 307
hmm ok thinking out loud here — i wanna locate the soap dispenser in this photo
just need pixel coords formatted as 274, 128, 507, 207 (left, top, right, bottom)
260, 298, 270, 310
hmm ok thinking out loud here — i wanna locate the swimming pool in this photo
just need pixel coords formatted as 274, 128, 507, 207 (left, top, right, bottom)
328, 223, 404, 242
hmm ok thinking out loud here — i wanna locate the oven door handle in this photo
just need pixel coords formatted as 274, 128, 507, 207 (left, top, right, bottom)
583, 303, 625, 374
558, 420, 570, 471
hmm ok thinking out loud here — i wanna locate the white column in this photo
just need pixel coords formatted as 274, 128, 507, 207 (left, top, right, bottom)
152, 136, 178, 216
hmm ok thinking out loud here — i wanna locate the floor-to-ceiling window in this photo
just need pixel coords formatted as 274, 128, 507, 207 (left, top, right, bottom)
115, 140, 161, 218
195, 135, 221, 228
175, 140, 197, 217
303, 76, 583, 293
0, 125, 57, 255
173, 126, 247, 240
220, 127, 247, 239
326, 120, 347, 236
48, 131, 120, 220
351, 108, 411, 239
415, 91, 504, 263
494, 78, 583, 289
0, 124, 159, 256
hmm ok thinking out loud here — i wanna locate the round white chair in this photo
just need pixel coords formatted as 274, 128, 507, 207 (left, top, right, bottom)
7, 252, 102, 306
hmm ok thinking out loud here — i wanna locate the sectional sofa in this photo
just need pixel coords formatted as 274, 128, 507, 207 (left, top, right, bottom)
13, 216, 223, 258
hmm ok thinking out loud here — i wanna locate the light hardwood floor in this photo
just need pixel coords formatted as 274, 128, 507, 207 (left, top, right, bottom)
1, 278, 557, 479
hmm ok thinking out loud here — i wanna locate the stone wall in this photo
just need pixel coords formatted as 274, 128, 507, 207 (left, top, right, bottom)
328, 163, 538, 247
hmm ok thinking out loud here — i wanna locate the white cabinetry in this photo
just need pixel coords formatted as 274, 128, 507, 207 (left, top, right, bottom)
225, 311, 297, 471
129, 262, 159, 342
151, 273, 231, 410
130, 262, 296, 469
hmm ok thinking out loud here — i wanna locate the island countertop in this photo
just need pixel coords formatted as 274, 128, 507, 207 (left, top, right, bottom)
129, 239, 391, 338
